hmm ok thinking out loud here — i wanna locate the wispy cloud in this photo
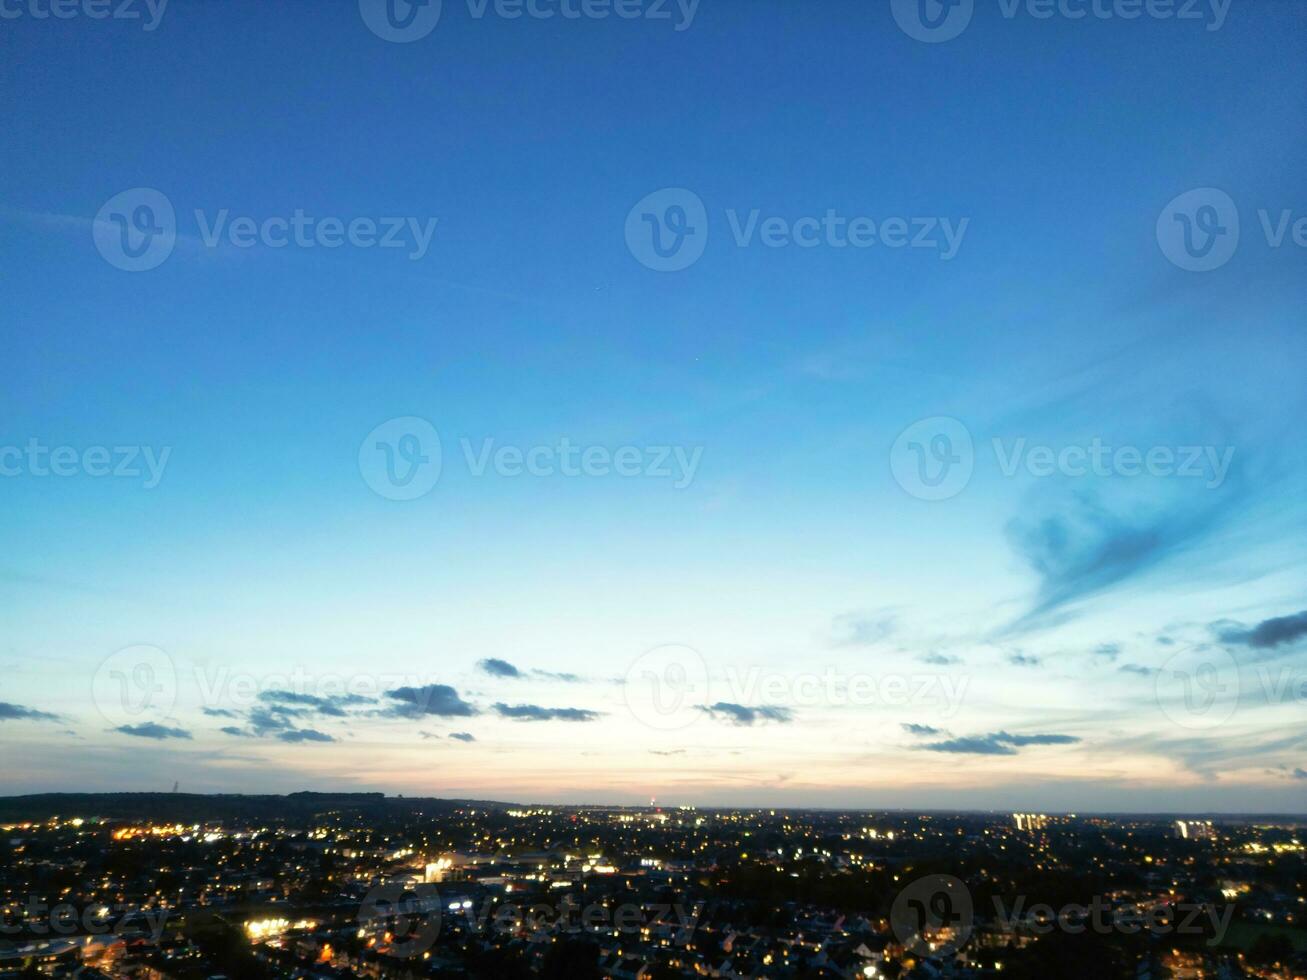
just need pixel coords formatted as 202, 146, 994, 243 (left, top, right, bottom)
418, 730, 477, 743
477, 658, 581, 682
698, 703, 793, 726
114, 722, 192, 741
1102, 729, 1307, 778
1119, 663, 1156, 676
1217, 608, 1307, 650
917, 730, 1080, 756
247, 705, 301, 735
532, 670, 581, 682
384, 684, 478, 718
0, 701, 61, 723
276, 728, 334, 744
901, 723, 944, 736
920, 652, 962, 666
213, 694, 368, 742
492, 703, 601, 722
1003, 476, 1248, 632
258, 690, 375, 717
832, 611, 898, 646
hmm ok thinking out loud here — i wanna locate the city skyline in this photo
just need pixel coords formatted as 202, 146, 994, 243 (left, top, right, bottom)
6, 796, 1295, 978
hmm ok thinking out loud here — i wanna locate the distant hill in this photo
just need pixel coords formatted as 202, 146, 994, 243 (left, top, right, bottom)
0, 791, 512, 822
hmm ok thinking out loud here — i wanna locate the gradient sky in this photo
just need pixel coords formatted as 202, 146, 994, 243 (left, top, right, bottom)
2, 0, 1305, 812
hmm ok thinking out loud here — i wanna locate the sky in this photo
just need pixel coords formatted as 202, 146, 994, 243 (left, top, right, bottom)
1, 0, 1305, 813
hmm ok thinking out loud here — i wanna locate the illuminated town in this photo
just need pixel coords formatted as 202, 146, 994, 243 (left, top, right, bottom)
1, 793, 1304, 978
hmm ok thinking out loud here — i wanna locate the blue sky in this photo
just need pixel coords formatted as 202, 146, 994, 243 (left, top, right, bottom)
1, 0, 1305, 811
